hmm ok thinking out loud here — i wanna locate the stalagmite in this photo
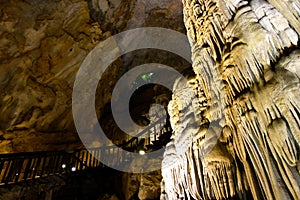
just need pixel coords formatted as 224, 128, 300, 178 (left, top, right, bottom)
161, 0, 300, 199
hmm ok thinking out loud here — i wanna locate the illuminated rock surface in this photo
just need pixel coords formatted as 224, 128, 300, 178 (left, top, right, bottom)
0, 0, 185, 153
0, 0, 182, 199
0, 0, 299, 199
161, 0, 300, 199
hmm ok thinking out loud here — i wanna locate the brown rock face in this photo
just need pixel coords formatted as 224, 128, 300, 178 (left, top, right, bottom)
0, 0, 186, 153
161, 0, 300, 199
3, 0, 299, 199
0, 1, 187, 199
0, 0, 101, 132
0, 0, 104, 152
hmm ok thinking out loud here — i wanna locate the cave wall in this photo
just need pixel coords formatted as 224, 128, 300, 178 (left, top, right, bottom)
0, 0, 106, 152
0, 0, 187, 153
0, 1, 185, 199
3, 0, 299, 199
161, 0, 300, 199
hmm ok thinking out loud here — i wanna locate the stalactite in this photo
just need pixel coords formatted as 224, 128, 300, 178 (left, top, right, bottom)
162, 0, 300, 199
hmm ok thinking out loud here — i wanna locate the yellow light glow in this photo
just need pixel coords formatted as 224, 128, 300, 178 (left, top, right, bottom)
139, 150, 146, 155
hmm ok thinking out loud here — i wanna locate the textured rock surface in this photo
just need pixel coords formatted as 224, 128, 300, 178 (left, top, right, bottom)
0, 1, 184, 200
0, 0, 103, 152
161, 0, 300, 199
0, 0, 186, 153
121, 153, 163, 200
138, 171, 161, 200
122, 170, 161, 200
3, 0, 299, 199
0, 175, 65, 200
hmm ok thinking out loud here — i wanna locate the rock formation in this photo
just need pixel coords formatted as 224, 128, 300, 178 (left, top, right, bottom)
0, 0, 186, 153
0, 0, 105, 152
1, 0, 299, 199
161, 0, 300, 199
0, 0, 183, 199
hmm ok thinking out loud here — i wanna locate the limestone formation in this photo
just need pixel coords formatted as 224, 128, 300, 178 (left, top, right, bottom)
0, 0, 185, 153
0, 1, 184, 199
0, 0, 104, 152
1, 0, 299, 199
161, 0, 300, 199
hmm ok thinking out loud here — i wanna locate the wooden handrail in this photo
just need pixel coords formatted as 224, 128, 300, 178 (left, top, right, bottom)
119, 117, 171, 149
0, 118, 172, 185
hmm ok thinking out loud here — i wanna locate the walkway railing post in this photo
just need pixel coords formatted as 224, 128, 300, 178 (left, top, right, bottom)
0, 118, 172, 185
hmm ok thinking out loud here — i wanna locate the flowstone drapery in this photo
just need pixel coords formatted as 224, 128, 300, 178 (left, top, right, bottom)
161, 0, 300, 199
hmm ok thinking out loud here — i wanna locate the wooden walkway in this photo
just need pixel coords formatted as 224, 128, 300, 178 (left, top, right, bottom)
0, 118, 172, 185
